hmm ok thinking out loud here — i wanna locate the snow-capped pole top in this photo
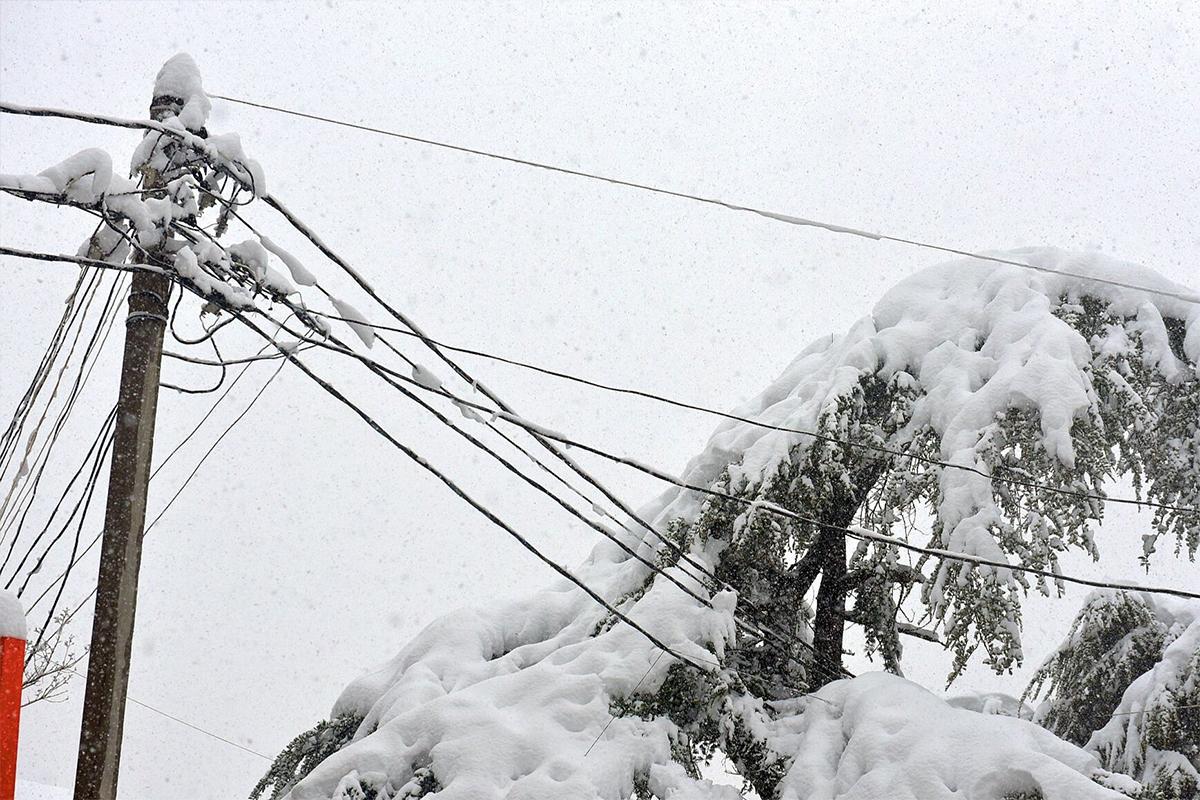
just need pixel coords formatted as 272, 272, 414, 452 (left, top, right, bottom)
0, 589, 26, 641
151, 53, 211, 131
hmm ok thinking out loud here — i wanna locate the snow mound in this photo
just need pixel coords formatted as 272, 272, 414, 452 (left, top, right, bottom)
768, 673, 1131, 800
153, 52, 211, 130
285, 543, 734, 799
945, 690, 1032, 718
0, 589, 25, 640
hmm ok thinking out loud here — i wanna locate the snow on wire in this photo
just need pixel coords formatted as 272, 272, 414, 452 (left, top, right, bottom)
4, 104, 1198, 519
5, 55, 1200, 800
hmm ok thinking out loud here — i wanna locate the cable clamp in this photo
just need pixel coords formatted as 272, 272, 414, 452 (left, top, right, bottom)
125, 311, 169, 326
128, 288, 168, 306
128, 289, 170, 317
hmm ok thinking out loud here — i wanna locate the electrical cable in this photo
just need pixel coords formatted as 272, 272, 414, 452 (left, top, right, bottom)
65, 668, 271, 761
209, 302, 722, 674
257, 197, 850, 679
306, 308, 1199, 518
0, 273, 125, 542
197, 95, 1200, 305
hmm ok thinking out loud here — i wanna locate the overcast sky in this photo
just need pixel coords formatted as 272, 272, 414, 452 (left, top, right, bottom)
2, 2, 1198, 797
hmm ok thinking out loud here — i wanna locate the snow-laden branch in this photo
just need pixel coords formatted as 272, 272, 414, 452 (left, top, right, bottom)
261, 249, 1198, 799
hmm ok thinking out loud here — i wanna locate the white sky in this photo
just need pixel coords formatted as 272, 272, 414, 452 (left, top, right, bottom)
1, 2, 1197, 797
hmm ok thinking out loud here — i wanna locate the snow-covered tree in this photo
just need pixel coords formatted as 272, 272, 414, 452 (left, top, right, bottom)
1026, 590, 1199, 799
257, 250, 1198, 799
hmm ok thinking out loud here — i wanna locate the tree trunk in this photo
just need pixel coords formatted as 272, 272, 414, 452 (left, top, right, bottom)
811, 524, 848, 685
809, 462, 887, 686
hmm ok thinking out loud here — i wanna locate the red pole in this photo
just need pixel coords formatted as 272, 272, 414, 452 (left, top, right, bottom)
0, 587, 23, 800
0, 635, 22, 800
0, 590, 25, 800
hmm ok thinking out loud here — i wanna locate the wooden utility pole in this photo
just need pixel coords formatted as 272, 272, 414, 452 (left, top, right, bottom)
74, 83, 179, 800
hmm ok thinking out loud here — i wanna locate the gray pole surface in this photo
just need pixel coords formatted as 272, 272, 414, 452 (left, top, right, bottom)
73, 82, 178, 800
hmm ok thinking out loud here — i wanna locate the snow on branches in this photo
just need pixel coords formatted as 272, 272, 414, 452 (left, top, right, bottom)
260, 548, 742, 800
263, 251, 1198, 799
665, 249, 1200, 679
1027, 590, 1200, 799
766, 672, 1135, 800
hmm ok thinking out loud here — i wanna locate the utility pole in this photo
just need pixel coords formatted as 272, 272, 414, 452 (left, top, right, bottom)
74, 76, 179, 800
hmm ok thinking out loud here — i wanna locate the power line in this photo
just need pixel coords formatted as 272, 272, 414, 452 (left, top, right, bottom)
146, 185, 850, 684
347, 359, 1200, 603
0, 266, 98, 515
5, 111, 1197, 512
245, 295, 1200, 608
126, 695, 271, 761
16, 410, 115, 600
4, 107, 1198, 515
31, 133, 1146, 537
252, 198, 845, 676
27, 344, 283, 619
9, 245, 1200, 623
201, 94, 1200, 306
246, 301, 1200, 680
151, 344, 278, 482
257, 188, 895, 682
11, 259, 294, 627
495, 412, 1200, 601
23, 408, 116, 656
35, 185, 1200, 690
306, 308, 1199, 518
1109, 703, 1200, 717
584, 648, 664, 757
277, 316, 847, 683
11, 245, 1195, 672
144, 356, 287, 533
0, 102, 258, 193
0, 266, 89, 459
67, 668, 271, 761
2, 102, 851, 741
8, 242, 846, 680
3, 102, 1194, 347
11, 133, 1199, 644
268, 189, 1190, 548
0, 270, 107, 537
1, 407, 115, 588
2, 268, 125, 641
5, 101, 1196, 745
6, 240, 726, 676
1, 271, 126, 543
247, 197, 760, 676
215, 226, 847, 685
70, 196, 1200, 544
0, 244, 165, 276
218, 306, 723, 675
32, 354, 292, 695
5, 140, 1197, 519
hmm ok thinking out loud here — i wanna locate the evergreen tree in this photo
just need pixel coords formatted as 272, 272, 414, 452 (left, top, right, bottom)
1026, 590, 1199, 799
264, 251, 1199, 799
